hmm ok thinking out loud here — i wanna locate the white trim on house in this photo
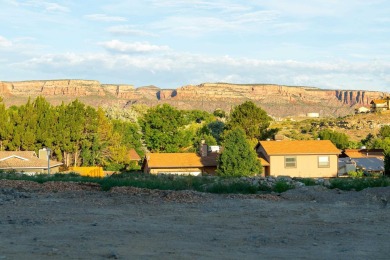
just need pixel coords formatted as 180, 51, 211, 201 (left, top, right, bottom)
0, 155, 29, 161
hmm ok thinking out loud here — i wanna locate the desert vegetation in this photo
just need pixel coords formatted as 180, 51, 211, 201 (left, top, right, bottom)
0, 170, 389, 194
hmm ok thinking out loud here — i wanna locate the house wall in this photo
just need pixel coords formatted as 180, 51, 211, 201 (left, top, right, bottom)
1, 166, 61, 174
148, 167, 203, 176
269, 154, 338, 178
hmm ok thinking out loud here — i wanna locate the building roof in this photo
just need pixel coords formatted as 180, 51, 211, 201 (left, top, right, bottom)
128, 149, 141, 161
353, 158, 384, 172
258, 157, 270, 166
0, 151, 63, 170
258, 140, 340, 156
343, 149, 384, 159
371, 99, 388, 104
144, 153, 217, 168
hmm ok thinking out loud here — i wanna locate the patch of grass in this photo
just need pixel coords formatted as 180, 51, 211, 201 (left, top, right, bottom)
273, 180, 294, 193
330, 177, 390, 191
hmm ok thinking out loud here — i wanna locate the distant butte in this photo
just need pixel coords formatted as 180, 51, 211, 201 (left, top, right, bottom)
0, 80, 388, 117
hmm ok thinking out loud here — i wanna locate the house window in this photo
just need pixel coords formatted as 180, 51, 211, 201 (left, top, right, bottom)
285, 156, 296, 168
318, 156, 330, 168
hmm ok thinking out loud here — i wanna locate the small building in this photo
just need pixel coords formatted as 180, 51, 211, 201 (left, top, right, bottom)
0, 150, 63, 174
339, 148, 384, 176
141, 152, 218, 176
355, 106, 370, 114
370, 98, 390, 112
256, 140, 340, 178
340, 148, 384, 159
307, 112, 320, 118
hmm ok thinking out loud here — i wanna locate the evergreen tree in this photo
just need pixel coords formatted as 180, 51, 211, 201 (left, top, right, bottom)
0, 97, 10, 150
217, 128, 261, 177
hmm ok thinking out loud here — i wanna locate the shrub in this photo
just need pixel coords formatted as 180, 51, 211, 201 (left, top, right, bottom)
273, 180, 294, 193
330, 177, 390, 191
347, 170, 364, 178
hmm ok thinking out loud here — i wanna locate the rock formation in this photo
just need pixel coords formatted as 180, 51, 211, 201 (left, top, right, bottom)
0, 80, 387, 117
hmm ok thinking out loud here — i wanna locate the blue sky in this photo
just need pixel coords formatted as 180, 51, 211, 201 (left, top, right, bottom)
0, 0, 389, 91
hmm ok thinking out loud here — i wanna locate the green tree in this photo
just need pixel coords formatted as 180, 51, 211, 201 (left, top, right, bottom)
317, 129, 349, 149
112, 119, 143, 153
0, 97, 11, 150
139, 104, 191, 152
217, 128, 261, 177
226, 101, 271, 140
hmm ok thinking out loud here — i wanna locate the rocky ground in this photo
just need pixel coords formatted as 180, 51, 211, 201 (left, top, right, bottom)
0, 180, 389, 259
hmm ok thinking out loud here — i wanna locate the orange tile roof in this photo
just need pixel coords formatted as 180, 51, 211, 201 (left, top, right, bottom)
146, 153, 217, 168
259, 140, 340, 155
343, 149, 384, 159
0, 151, 63, 169
128, 149, 141, 161
371, 99, 387, 104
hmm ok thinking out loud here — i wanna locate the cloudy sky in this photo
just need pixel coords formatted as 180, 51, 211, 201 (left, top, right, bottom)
0, 0, 389, 91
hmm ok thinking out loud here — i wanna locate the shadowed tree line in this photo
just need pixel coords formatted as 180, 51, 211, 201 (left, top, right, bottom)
0, 97, 142, 170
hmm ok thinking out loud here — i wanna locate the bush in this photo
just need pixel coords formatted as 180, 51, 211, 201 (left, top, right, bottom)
347, 170, 364, 178
330, 177, 390, 191
273, 180, 294, 193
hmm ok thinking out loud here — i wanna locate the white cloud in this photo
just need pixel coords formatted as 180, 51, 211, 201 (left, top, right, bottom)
0, 36, 12, 48
107, 25, 157, 37
232, 10, 279, 24
99, 40, 170, 53
43, 2, 69, 12
84, 14, 127, 22
151, 0, 250, 13
11, 1, 69, 12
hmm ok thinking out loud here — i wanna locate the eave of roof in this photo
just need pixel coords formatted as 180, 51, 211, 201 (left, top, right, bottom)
259, 140, 340, 155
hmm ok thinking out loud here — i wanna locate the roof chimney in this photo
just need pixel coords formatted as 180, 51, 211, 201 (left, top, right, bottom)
38, 148, 49, 160
199, 140, 208, 157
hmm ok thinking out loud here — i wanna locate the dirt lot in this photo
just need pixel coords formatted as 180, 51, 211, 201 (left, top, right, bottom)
0, 180, 389, 259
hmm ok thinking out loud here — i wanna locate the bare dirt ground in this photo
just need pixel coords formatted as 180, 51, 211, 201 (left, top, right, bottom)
0, 180, 389, 260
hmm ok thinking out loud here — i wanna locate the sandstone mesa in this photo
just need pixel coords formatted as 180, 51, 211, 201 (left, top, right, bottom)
0, 79, 387, 117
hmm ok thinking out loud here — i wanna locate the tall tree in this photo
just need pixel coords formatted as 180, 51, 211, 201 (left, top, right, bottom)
226, 101, 271, 140
0, 97, 10, 150
139, 104, 191, 152
217, 128, 261, 177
